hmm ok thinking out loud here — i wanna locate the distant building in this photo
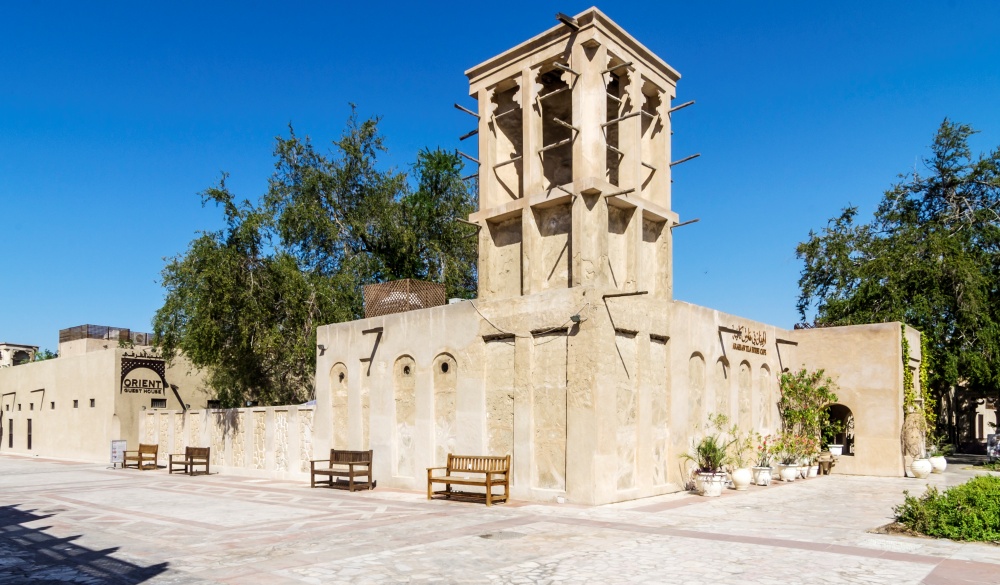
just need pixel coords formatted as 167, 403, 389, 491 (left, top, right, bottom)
0, 325, 208, 463
0, 343, 38, 367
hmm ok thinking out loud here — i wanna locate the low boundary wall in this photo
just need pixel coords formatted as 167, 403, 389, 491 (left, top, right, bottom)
139, 406, 316, 480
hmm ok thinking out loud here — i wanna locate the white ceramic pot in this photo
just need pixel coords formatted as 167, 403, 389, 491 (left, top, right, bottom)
911, 458, 933, 479
930, 455, 947, 474
827, 444, 843, 456
808, 465, 819, 477
731, 467, 753, 491
752, 466, 772, 486
798, 464, 809, 479
699, 472, 727, 497
778, 463, 798, 482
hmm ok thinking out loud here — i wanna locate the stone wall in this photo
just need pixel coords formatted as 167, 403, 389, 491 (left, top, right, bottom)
139, 406, 316, 479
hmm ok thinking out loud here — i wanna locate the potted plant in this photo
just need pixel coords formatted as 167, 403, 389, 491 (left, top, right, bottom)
773, 432, 801, 482
727, 425, 755, 491
752, 433, 774, 486
821, 419, 845, 456
682, 415, 732, 497
804, 435, 821, 477
927, 434, 951, 473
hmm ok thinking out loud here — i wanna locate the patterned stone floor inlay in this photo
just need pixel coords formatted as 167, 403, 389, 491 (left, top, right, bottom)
1, 455, 999, 584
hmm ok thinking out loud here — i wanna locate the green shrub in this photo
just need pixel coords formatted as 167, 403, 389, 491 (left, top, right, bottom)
894, 476, 1000, 542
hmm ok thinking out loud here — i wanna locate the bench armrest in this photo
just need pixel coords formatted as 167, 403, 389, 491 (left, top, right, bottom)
309, 459, 332, 464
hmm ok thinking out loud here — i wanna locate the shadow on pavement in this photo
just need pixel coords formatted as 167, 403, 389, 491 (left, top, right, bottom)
0, 505, 168, 584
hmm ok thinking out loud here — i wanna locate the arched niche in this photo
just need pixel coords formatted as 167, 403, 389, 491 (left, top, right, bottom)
688, 353, 706, 431
825, 403, 855, 456
393, 355, 416, 477
432, 353, 458, 465
737, 360, 752, 428
758, 364, 773, 430
329, 362, 348, 449
714, 357, 730, 418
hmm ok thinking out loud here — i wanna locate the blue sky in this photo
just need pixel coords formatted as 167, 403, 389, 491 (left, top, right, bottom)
2, 2, 998, 350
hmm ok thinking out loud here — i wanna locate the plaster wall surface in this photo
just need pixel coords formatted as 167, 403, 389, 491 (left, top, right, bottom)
790, 322, 915, 477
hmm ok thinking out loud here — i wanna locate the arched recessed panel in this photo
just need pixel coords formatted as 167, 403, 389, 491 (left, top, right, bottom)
688, 353, 706, 432
329, 363, 348, 449
714, 357, 730, 419
433, 353, 458, 466
758, 364, 773, 431
738, 360, 752, 429
393, 356, 416, 478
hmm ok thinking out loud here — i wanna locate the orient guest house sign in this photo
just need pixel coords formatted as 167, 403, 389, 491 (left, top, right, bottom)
120, 354, 168, 395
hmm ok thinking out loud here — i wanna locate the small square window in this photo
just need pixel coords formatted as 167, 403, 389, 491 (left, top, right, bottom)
50, 402, 55, 410
207, 400, 221, 409
29, 403, 34, 411
151, 399, 167, 409
90, 399, 95, 408
73, 400, 79, 408
17, 404, 21, 411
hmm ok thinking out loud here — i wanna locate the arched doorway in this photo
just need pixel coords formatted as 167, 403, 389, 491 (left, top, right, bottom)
825, 404, 855, 456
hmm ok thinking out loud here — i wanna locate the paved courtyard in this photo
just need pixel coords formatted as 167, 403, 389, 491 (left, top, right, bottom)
0, 455, 997, 584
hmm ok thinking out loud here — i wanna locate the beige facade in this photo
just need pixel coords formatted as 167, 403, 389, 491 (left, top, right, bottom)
312, 8, 921, 505
0, 327, 208, 463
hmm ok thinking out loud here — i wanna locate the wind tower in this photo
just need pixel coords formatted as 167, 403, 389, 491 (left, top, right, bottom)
461, 7, 689, 301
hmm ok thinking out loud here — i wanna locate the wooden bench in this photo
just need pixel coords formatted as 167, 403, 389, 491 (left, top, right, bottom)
310, 449, 373, 491
169, 447, 210, 476
427, 454, 510, 506
123, 444, 158, 470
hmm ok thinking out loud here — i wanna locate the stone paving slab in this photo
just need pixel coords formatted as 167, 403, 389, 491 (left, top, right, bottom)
1, 454, 998, 584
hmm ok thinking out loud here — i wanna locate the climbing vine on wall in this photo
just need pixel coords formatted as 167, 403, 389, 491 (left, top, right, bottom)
902, 326, 915, 409
902, 324, 936, 429
920, 332, 936, 429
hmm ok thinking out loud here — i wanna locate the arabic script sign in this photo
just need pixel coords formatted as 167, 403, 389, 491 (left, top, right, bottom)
731, 324, 767, 355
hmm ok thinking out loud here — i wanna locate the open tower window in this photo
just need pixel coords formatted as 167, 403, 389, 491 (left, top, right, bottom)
640, 79, 664, 197
490, 78, 523, 200
536, 61, 573, 187
604, 56, 632, 186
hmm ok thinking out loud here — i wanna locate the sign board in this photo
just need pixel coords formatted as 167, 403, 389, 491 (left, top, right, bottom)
120, 356, 168, 396
111, 440, 127, 467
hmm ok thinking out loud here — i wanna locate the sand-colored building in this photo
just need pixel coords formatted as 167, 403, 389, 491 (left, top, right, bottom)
0, 325, 208, 463
313, 8, 922, 505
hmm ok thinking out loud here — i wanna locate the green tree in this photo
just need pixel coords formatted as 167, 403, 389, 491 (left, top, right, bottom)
153, 110, 477, 407
32, 349, 57, 361
796, 120, 1000, 442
